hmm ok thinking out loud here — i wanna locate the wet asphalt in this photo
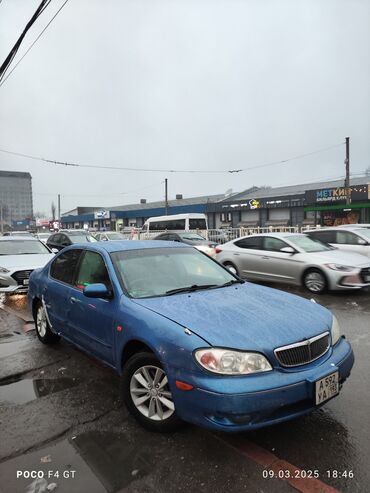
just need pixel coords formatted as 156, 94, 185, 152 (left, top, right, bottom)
0, 285, 369, 493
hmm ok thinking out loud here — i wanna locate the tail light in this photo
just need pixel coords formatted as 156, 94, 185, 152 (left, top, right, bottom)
215, 247, 222, 254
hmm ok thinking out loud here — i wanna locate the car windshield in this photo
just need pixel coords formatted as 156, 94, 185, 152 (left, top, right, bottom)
0, 240, 51, 255
289, 235, 334, 252
353, 228, 370, 240
68, 233, 97, 243
111, 247, 237, 298
178, 233, 206, 241
106, 233, 126, 240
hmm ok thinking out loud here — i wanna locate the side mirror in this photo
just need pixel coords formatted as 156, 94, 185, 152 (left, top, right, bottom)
357, 239, 367, 245
83, 283, 111, 299
51, 248, 59, 254
280, 246, 296, 254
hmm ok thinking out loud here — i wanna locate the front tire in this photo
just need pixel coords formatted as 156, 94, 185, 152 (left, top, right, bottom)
303, 269, 327, 293
35, 302, 60, 344
121, 352, 182, 432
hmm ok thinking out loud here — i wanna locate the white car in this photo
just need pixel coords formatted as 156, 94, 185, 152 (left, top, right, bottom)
0, 237, 54, 293
306, 227, 370, 258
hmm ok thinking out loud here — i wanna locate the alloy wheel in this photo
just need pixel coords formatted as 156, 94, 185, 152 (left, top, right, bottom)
304, 271, 326, 293
36, 306, 47, 337
130, 365, 175, 421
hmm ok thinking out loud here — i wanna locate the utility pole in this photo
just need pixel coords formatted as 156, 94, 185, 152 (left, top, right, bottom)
0, 203, 3, 234
344, 137, 350, 205
165, 179, 168, 215
58, 194, 61, 222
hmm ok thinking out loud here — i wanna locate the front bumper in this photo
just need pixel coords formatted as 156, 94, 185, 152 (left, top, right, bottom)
168, 338, 354, 431
326, 267, 370, 290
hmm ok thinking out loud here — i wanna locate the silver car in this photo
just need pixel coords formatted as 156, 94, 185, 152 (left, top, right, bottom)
0, 237, 54, 293
216, 232, 370, 293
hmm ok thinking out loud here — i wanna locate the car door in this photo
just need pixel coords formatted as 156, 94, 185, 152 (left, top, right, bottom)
259, 236, 301, 283
333, 230, 369, 256
67, 250, 116, 364
44, 249, 83, 337
231, 236, 266, 279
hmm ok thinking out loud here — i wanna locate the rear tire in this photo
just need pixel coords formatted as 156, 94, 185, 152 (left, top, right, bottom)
303, 269, 327, 294
121, 352, 182, 432
35, 302, 60, 344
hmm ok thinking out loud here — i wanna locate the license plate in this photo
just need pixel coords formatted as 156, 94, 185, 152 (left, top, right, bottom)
315, 371, 339, 405
23, 279, 29, 286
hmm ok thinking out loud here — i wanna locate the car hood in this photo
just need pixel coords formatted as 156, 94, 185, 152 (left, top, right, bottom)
306, 249, 370, 265
133, 283, 332, 350
0, 254, 53, 270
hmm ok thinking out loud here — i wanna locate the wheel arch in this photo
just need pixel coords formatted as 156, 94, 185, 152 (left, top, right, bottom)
120, 339, 156, 372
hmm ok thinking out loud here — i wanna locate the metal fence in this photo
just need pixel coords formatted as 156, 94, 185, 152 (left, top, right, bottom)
125, 225, 312, 243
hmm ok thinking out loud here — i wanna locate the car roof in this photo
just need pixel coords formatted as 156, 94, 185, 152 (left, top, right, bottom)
65, 240, 192, 253
0, 236, 40, 241
236, 232, 304, 239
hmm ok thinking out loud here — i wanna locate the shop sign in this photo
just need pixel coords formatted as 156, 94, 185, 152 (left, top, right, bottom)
94, 210, 110, 219
306, 184, 369, 204
221, 199, 261, 210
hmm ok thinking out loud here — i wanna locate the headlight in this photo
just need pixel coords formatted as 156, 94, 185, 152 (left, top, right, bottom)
325, 264, 355, 272
0, 267, 10, 274
331, 315, 341, 345
194, 348, 272, 375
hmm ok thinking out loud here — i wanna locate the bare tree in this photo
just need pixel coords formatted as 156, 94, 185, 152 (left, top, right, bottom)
365, 166, 370, 177
51, 202, 56, 221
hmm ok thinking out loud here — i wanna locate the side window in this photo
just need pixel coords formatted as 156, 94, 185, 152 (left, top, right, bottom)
74, 251, 112, 290
309, 231, 336, 243
52, 234, 61, 244
234, 237, 263, 250
50, 250, 82, 285
60, 234, 71, 246
263, 237, 289, 252
168, 234, 179, 241
336, 231, 363, 245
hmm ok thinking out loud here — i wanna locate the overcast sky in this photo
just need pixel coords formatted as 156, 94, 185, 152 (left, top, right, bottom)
0, 0, 369, 216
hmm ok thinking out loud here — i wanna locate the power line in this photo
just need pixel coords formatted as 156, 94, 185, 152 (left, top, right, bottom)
32, 181, 165, 198
0, 142, 345, 174
0, 0, 52, 84
0, 0, 70, 87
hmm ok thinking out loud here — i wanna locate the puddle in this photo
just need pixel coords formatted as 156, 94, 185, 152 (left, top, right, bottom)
0, 431, 151, 493
0, 376, 80, 405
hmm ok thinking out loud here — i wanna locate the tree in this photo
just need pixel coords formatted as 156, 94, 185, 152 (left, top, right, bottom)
365, 166, 370, 177
51, 201, 56, 221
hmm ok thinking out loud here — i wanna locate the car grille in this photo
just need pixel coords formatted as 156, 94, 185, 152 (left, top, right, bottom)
11, 270, 33, 285
360, 267, 370, 283
274, 332, 330, 367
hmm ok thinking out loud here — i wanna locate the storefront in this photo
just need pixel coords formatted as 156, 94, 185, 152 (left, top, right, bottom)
304, 184, 370, 226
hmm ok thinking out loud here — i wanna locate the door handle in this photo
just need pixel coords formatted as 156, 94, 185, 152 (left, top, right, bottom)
261, 256, 270, 260
70, 296, 77, 303
233, 253, 240, 256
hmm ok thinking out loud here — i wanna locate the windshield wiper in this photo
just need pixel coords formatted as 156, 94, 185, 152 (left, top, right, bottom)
217, 279, 245, 287
165, 284, 219, 295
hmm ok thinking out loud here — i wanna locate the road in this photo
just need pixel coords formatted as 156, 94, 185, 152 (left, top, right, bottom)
0, 285, 369, 493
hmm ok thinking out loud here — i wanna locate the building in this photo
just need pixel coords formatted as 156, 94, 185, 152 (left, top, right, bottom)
208, 176, 370, 228
0, 170, 34, 231
61, 194, 224, 230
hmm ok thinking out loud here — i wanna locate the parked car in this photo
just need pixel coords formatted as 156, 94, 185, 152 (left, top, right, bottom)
94, 232, 127, 241
153, 232, 217, 257
216, 232, 370, 293
36, 232, 51, 244
0, 237, 54, 293
306, 227, 370, 258
28, 241, 353, 432
2, 231, 34, 237
46, 230, 97, 251
207, 229, 230, 243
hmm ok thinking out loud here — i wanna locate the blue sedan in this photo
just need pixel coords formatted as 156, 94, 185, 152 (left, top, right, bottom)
28, 241, 354, 432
